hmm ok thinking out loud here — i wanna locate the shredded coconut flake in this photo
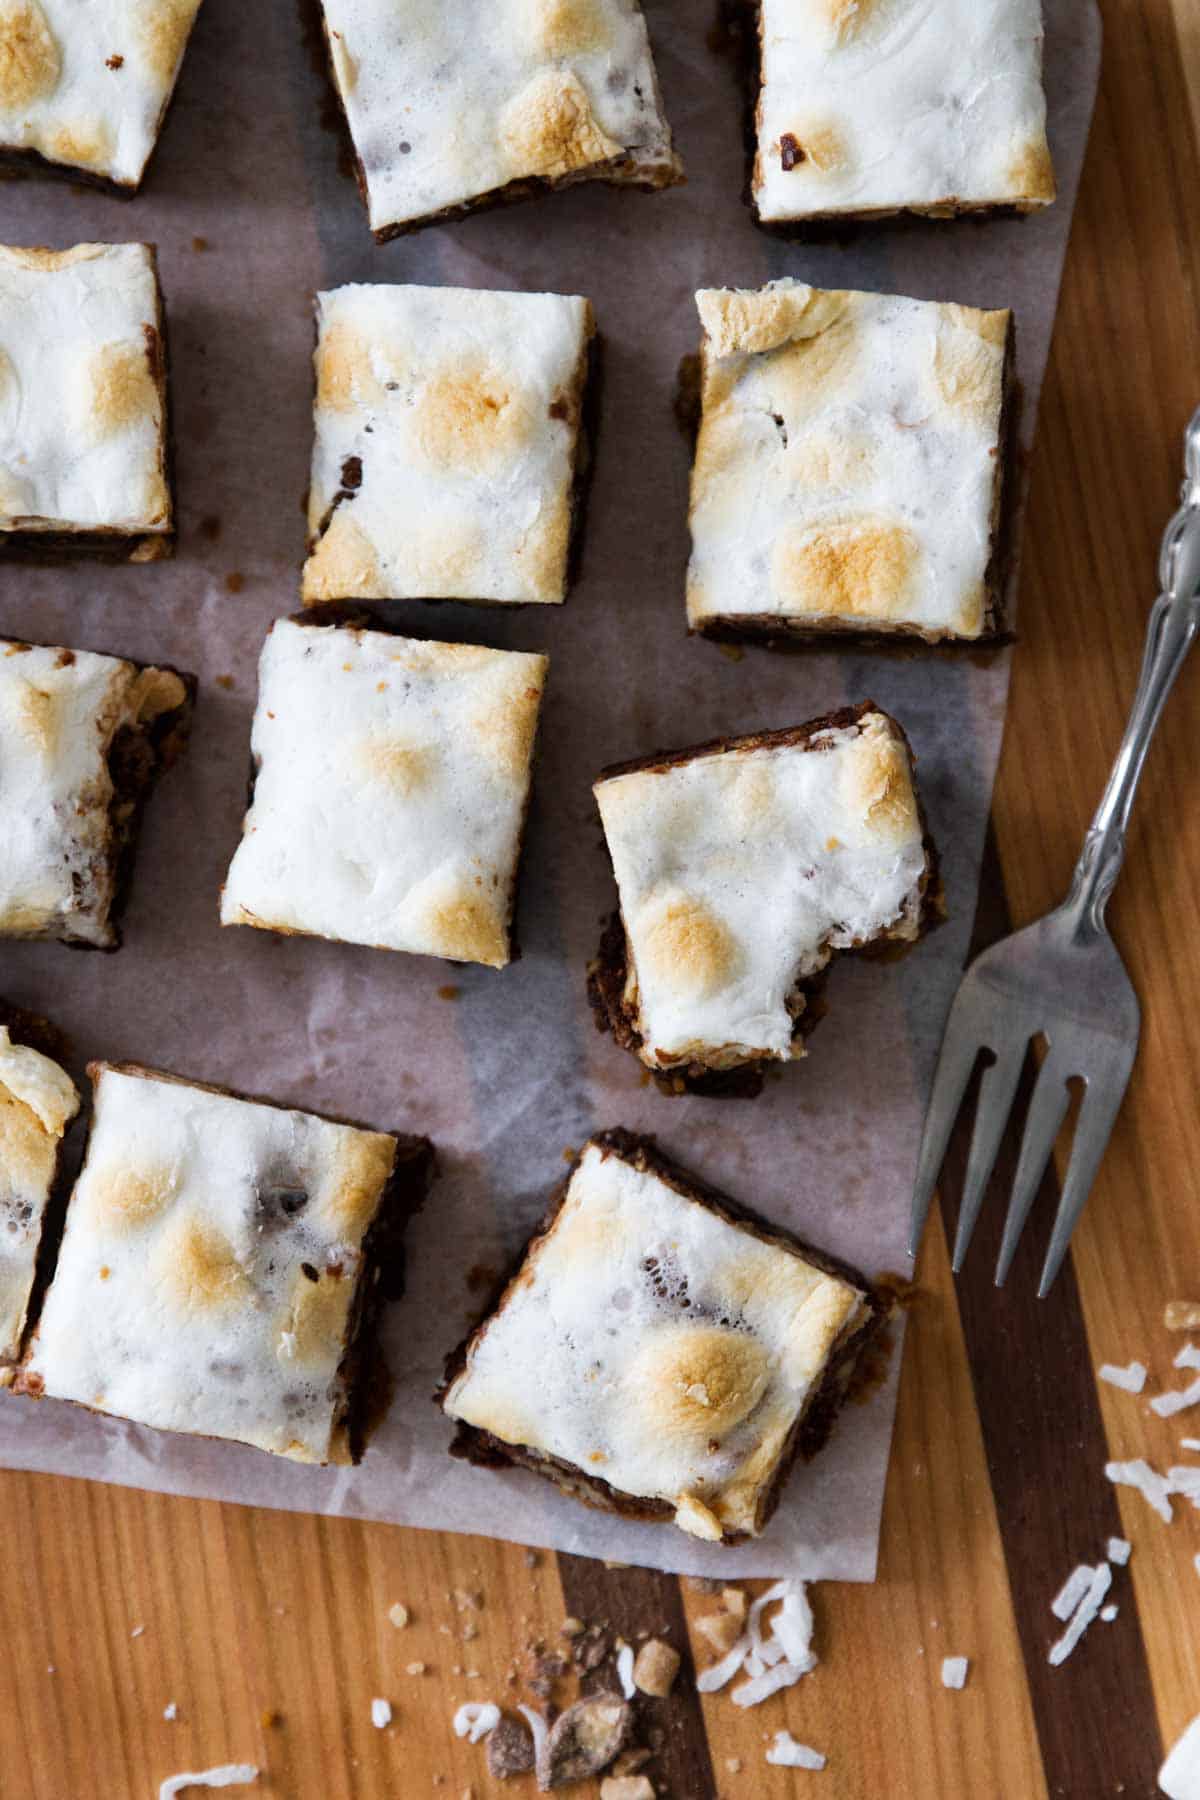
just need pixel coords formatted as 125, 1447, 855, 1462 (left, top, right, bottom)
772, 1585, 816, 1669
1194, 1554, 1200, 1579
1160, 1713, 1200, 1800
370, 1698, 391, 1730
616, 1644, 636, 1700
453, 1702, 500, 1744
388, 1603, 409, 1629
1106, 1538, 1131, 1566
765, 1731, 826, 1770
163, 1703, 178, 1722
1151, 1376, 1200, 1419
1176, 1344, 1200, 1372
516, 1704, 547, 1764
1049, 1564, 1111, 1666
1167, 1467, 1200, 1508
696, 1637, 750, 1693
731, 1661, 810, 1708
1098, 1361, 1147, 1393
1099, 1605, 1118, 1623
1105, 1458, 1174, 1522
1181, 1440, 1200, 1453
158, 1768, 258, 1800
941, 1657, 969, 1690
1051, 1565, 1095, 1621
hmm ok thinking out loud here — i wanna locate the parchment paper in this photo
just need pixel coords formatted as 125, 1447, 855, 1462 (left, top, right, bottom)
0, 0, 1101, 1578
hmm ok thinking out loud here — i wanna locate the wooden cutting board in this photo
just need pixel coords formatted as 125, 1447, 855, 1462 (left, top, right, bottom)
4, 2, 1200, 1794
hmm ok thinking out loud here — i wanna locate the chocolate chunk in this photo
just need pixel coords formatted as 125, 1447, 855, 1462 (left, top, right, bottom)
538, 1695, 633, 1790
340, 455, 363, 490
780, 132, 805, 170
487, 1714, 535, 1781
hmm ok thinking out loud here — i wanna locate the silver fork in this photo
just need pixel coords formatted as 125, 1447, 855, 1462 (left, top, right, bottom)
909, 407, 1200, 1297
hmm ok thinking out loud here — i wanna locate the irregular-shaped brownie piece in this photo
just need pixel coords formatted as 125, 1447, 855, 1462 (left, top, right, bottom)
441, 1131, 888, 1543
0, 1022, 78, 1367
0, 637, 194, 948
16, 1061, 435, 1462
317, 0, 681, 240
221, 618, 546, 968
302, 284, 595, 606
589, 703, 939, 1093
751, 0, 1055, 226
686, 280, 1015, 644
0, 244, 174, 560
0, 0, 204, 192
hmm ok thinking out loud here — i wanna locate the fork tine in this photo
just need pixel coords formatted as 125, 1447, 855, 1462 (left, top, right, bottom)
1038, 1061, 1135, 1297
908, 996, 987, 1258
995, 1054, 1071, 1286
952, 1046, 1027, 1273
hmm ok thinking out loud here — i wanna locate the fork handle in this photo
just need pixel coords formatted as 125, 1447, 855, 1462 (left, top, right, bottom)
1064, 410, 1200, 939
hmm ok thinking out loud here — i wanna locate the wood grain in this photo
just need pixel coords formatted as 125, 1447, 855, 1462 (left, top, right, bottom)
5, 2, 1200, 1795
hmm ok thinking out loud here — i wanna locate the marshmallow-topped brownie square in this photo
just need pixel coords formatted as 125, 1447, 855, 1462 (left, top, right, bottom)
318, 0, 681, 239
589, 705, 937, 1091
302, 284, 595, 607
221, 619, 547, 969
0, 637, 194, 948
442, 1131, 885, 1543
0, 0, 204, 191
0, 1024, 78, 1368
17, 1062, 435, 1463
686, 282, 1013, 643
753, 0, 1055, 224
0, 244, 172, 559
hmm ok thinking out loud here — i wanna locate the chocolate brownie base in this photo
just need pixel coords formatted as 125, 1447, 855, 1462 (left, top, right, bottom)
587, 703, 944, 1095
96, 660, 196, 953
0, 1003, 77, 1373
439, 1129, 891, 1540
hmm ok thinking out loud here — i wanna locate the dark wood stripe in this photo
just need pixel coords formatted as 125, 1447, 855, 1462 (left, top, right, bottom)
556, 1553, 719, 1800
939, 825, 1162, 1794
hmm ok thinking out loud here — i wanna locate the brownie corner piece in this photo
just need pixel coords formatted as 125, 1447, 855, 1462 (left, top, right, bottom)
0, 1, 204, 192
0, 242, 174, 560
221, 617, 546, 966
0, 637, 195, 948
302, 283, 596, 607
441, 1130, 888, 1542
16, 1061, 436, 1464
316, 0, 681, 239
0, 1016, 80, 1370
751, 0, 1055, 226
686, 280, 1014, 646
590, 703, 938, 1093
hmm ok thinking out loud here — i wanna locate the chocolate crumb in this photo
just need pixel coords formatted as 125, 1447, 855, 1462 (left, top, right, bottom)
200, 515, 222, 541
438, 985, 461, 1001
486, 1713, 535, 1781
225, 572, 245, 594
192, 236, 209, 252
106, 53, 124, 68
216, 674, 235, 691
780, 132, 805, 169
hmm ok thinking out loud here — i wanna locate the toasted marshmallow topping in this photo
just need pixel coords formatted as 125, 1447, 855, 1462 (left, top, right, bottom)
443, 1137, 866, 1538
303, 285, 594, 606
0, 0, 202, 187
594, 709, 929, 1070
687, 282, 1011, 641
0, 638, 188, 946
222, 619, 547, 968
0, 1026, 78, 1362
754, 0, 1054, 222
0, 243, 169, 536
318, 0, 680, 235
22, 1063, 400, 1462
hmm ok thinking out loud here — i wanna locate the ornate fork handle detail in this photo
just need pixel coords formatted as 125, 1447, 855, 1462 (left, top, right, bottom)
1063, 410, 1200, 943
